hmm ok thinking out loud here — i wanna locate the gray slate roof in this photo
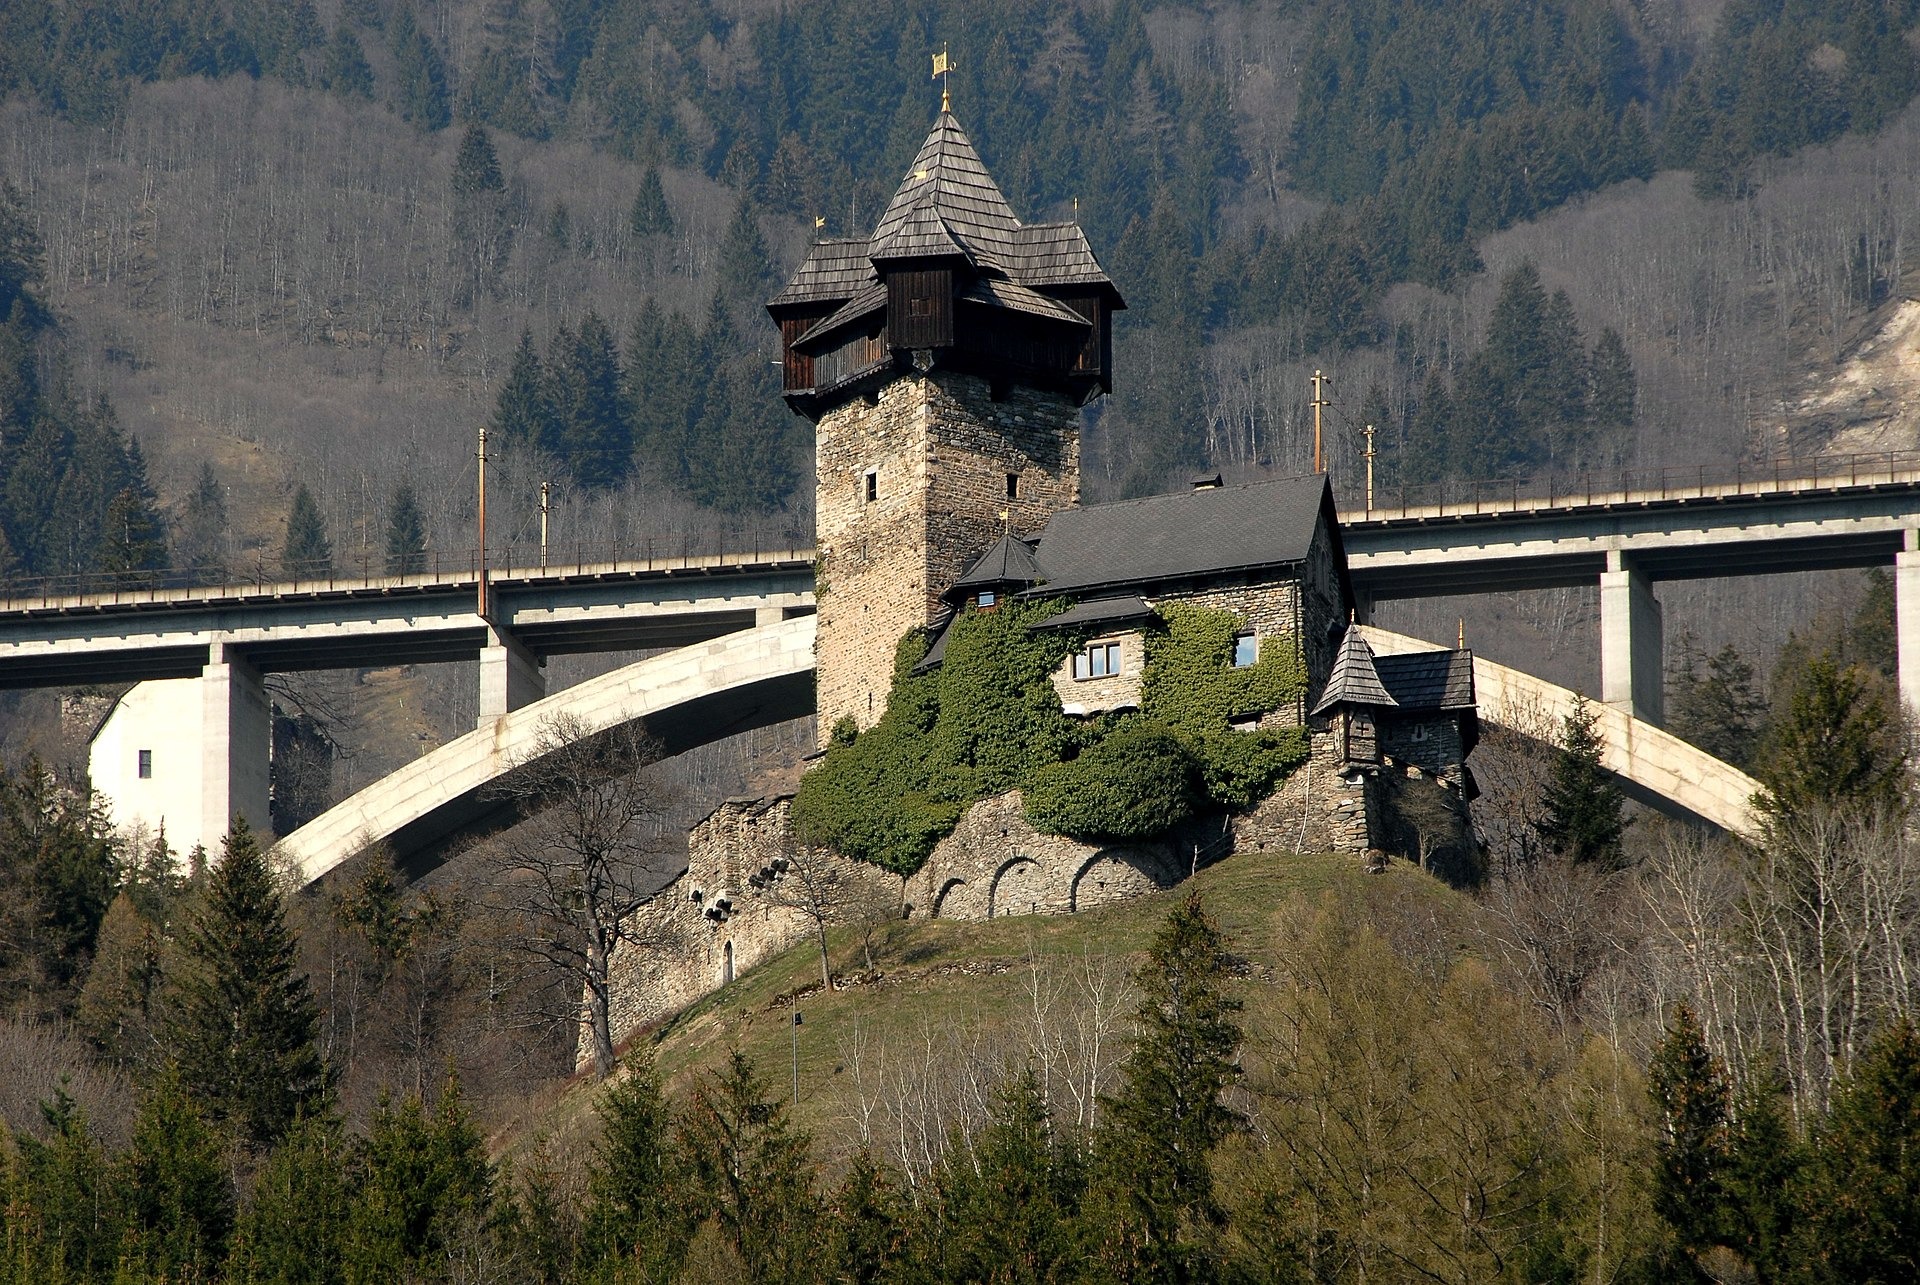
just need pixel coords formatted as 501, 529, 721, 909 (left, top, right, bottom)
1375, 651, 1476, 711
1027, 596, 1157, 631
769, 111, 1122, 321
951, 533, 1045, 594
1021, 475, 1333, 597
1312, 627, 1396, 714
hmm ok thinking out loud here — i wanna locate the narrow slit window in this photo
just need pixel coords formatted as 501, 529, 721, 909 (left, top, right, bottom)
863, 470, 878, 503
1006, 472, 1020, 499
137, 749, 152, 779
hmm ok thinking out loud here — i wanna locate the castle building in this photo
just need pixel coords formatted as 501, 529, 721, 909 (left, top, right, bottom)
767, 109, 1123, 740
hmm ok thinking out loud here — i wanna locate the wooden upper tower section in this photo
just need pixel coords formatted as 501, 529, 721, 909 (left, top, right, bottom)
767, 111, 1126, 418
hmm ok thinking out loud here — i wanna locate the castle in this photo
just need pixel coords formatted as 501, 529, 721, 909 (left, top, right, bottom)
601, 107, 1478, 1045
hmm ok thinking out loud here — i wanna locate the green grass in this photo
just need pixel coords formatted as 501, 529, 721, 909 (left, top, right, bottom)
495, 848, 1490, 1162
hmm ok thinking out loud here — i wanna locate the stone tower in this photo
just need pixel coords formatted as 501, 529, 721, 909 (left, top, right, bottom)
768, 110, 1125, 739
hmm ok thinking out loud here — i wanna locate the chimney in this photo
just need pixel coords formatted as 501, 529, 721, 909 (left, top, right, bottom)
1190, 473, 1223, 490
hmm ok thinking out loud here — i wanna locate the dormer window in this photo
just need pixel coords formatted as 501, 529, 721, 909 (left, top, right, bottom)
976, 591, 998, 610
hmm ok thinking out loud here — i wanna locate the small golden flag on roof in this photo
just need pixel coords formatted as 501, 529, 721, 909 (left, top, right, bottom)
931, 50, 951, 78
814, 216, 826, 229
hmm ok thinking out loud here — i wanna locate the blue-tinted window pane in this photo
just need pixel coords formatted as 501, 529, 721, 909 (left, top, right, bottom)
1233, 634, 1258, 668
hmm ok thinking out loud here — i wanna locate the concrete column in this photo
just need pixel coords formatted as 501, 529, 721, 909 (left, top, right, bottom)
1600, 550, 1664, 725
755, 606, 787, 627
201, 641, 272, 846
1895, 532, 1920, 719
479, 627, 545, 724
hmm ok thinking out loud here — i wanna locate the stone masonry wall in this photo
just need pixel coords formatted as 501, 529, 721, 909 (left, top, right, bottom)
1050, 629, 1148, 714
812, 368, 1080, 744
1155, 578, 1306, 727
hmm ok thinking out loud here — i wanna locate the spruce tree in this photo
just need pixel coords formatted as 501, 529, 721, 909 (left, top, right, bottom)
346, 1078, 495, 1283
1757, 649, 1903, 821
451, 122, 505, 198
170, 818, 330, 1150
1797, 1019, 1920, 1280
320, 22, 374, 99
1091, 893, 1242, 1279
548, 313, 630, 490
1648, 1003, 1731, 1270
829, 1152, 910, 1285
383, 480, 427, 575
584, 1059, 685, 1276
1589, 325, 1637, 431
99, 484, 168, 582
224, 1113, 350, 1285
493, 328, 556, 456
388, 7, 450, 130
176, 461, 230, 585
1540, 694, 1627, 868
1720, 1077, 1805, 1283
674, 1052, 823, 1280
120, 1071, 235, 1279
716, 194, 769, 301
936, 1067, 1085, 1280
1667, 636, 1765, 771
282, 483, 333, 579
629, 167, 673, 239
13, 1090, 119, 1280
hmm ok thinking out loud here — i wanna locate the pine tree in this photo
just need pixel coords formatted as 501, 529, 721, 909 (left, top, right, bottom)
383, 481, 427, 575
169, 818, 330, 1150
320, 22, 374, 99
629, 167, 673, 239
1797, 1019, 1920, 1280
1757, 649, 1903, 821
493, 328, 556, 456
282, 484, 333, 579
1540, 694, 1627, 868
716, 194, 769, 301
1588, 325, 1636, 431
1648, 1003, 1731, 1271
451, 122, 505, 198
584, 1059, 685, 1276
224, 1112, 350, 1285
346, 1077, 496, 1283
674, 1052, 823, 1280
120, 1071, 235, 1279
1091, 893, 1242, 1279
176, 461, 230, 585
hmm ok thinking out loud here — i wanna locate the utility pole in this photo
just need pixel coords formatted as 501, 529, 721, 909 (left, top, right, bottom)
476, 425, 489, 619
1363, 423, 1377, 517
539, 480, 551, 571
1310, 370, 1331, 474
791, 1010, 803, 1106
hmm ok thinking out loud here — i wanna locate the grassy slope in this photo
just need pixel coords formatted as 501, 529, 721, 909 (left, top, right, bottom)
497, 848, 1491, 1161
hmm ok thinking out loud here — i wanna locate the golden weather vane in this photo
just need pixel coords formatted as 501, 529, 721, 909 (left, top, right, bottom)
932, 44, 953, 112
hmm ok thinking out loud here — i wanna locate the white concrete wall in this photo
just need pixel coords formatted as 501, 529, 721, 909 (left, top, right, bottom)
89, 678, 209, 855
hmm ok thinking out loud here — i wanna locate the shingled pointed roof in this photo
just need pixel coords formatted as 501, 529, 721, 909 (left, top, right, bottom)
768, 109, 1122, 324
1374, 651, 1476, 711
1313, 626, 1397, 715
949, 532, 1044, 597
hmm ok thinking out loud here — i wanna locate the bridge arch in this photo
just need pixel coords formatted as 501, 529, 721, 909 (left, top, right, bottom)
1361, 627, 1762, 839
276, 617, 816, 886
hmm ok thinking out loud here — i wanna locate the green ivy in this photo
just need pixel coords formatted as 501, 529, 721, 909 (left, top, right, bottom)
1142, 603, 1310, 809
793, 600, 1308, 874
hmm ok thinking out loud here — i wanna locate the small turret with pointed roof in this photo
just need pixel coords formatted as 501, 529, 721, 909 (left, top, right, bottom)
769, 108, 1125, 417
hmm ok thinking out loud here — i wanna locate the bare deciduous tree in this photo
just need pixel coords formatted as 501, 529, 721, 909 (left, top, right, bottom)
483, 712, 681, 1080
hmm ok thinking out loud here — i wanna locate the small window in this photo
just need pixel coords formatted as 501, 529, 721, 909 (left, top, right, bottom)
1409, 724, 1430, 742
976, 590, 997, 609
1074, 641, 1122, 680
863, 470, 878, 503
909, 296, 933, 317
1006, 472, 1020, 499
137, 749, 152, 779
1232, 633, 1259, 668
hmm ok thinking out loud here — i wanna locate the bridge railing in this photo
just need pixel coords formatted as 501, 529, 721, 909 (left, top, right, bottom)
1343, 450, 1920, 521
0, 537, 817, 611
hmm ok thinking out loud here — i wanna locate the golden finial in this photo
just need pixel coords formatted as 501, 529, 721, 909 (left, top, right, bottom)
999, 507, 1010, 534
932, 44, 953, 112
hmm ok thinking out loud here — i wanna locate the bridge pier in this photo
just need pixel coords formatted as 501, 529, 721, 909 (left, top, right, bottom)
1896, 533, 1920, 718
201, 642, 272, 844
1600, 552, 1663, 725
479, 628, 546, 724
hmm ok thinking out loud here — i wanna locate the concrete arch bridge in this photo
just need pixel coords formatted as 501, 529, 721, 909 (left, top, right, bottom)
274, 616, 1757, 889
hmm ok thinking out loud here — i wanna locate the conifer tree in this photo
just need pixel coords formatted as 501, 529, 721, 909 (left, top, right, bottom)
176, 461, 230, 585
120, 1071, 235, 1279
493, 328, 556, 457
99, 484, 168, 582
935, 1067, 1085, 1280
1757, 649, 1903, 821
0, 755, 117, 1000
388, 7, 450, 130
548, 313, 631, 490
1540, 694, 1627, 868
1796, 1018, 1920, 1280
1589, 325, 1637, 430
282, 483, 333, 579
13, 1090, 119, 1280
1091, 893, 1242, 1279
1648, 1004, 1730, 1270
584, 1059, 685, 1276
674, 1052, 823, 1280
169, 818, 330, 1150
347, 1078, 495, 1283
225, 1113, 350, 1285
320, 22, 374, 99
629, 167, 673, 239
451, 122, 505, 198
74, 891, 166, 1070
1719, 1077, 1805, 1283
1667, 636, 1765, 770
383, 480, 427, 575
717, 194, 769, 300
829, 1152, 911, 1285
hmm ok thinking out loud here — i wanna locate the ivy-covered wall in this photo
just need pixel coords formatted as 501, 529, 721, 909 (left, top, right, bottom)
791, 598, 1308, 874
